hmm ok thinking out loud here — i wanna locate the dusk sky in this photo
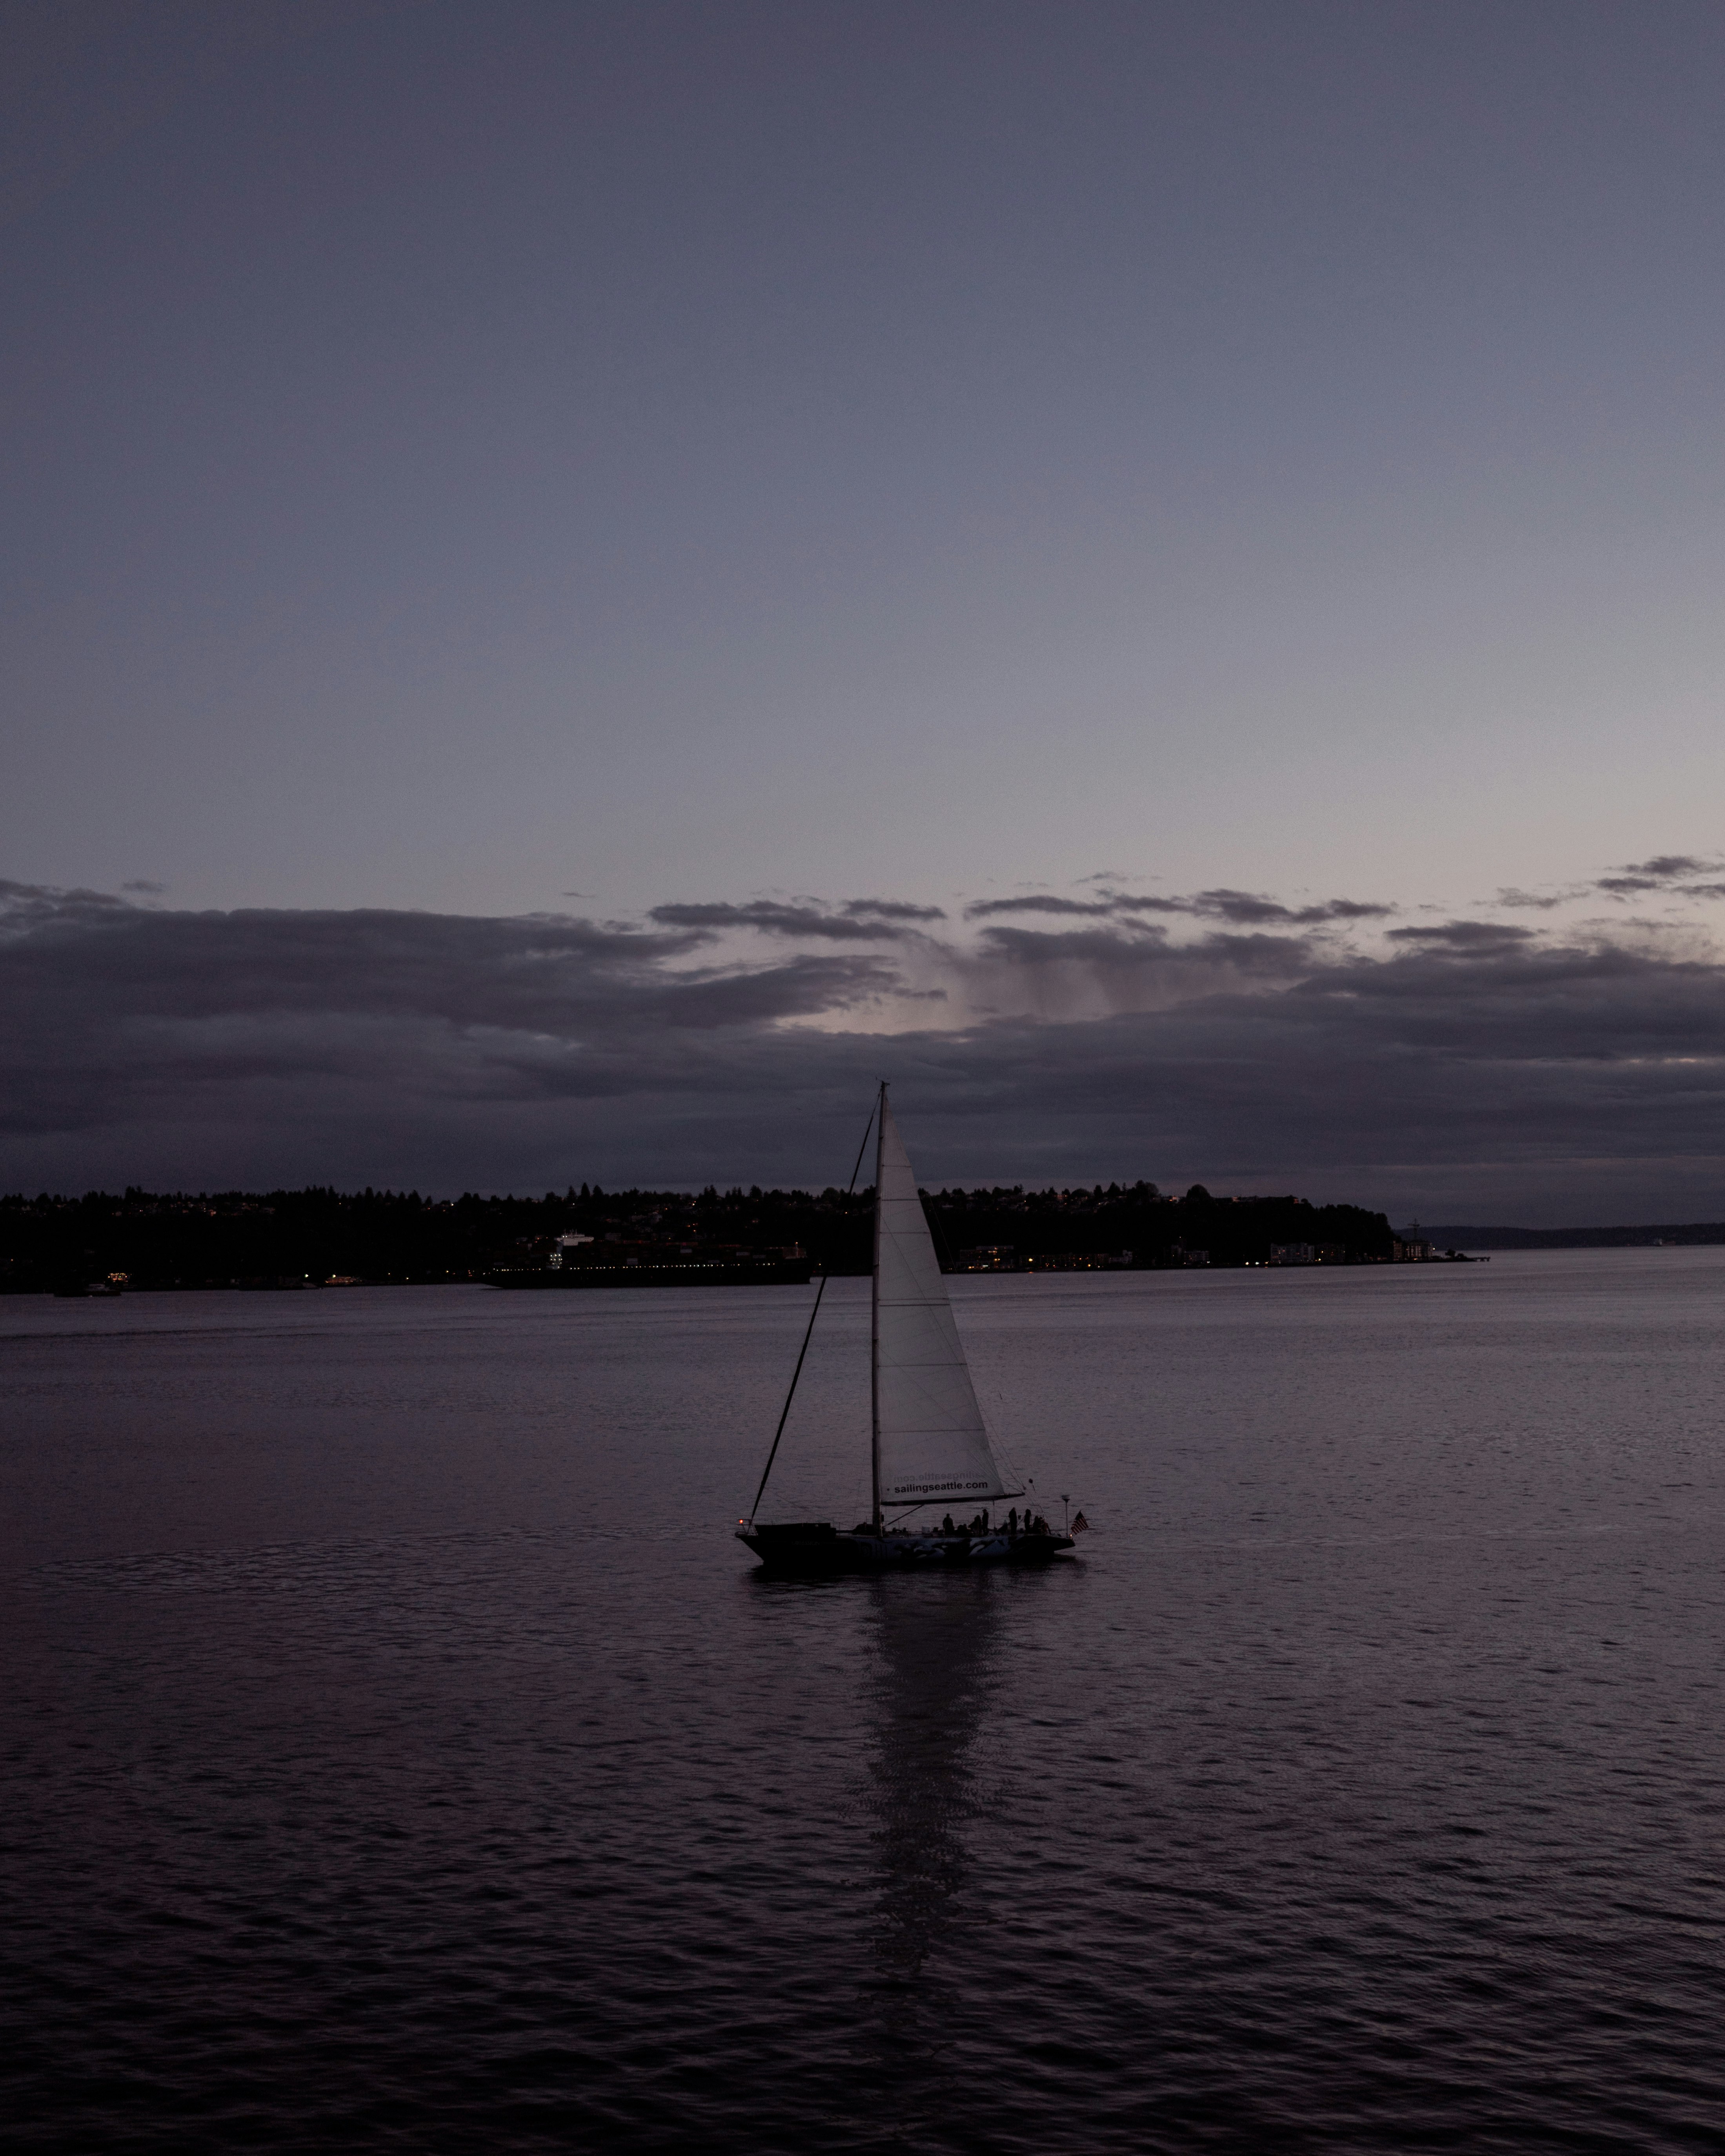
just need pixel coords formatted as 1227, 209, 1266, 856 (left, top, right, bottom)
7, 1, 1725, 1218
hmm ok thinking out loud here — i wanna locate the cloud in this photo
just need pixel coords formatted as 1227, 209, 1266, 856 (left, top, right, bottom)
1618, 855, 1720, 882
1107, 893, 1205, 916
7, 874, 1725, 1222
647, 897, 939, 941
1187, 888, 1394, 926
959, 922, 1319, 1024
1385, 921, 1536, 950
1495, 886, 1572, 910
0, 880, 900, 1155
1595, 855, 1725, 899
965, 888, 1392, 927
839, 899, 947, 923
964, 895, 1122, 920
1298, 897, 1393, 922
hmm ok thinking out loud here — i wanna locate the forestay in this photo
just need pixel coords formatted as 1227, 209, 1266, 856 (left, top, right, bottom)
873, 1096, 1017, 1508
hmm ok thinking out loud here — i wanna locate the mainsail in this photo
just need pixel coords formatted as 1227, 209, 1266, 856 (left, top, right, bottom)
873, 1093, 1017, 1512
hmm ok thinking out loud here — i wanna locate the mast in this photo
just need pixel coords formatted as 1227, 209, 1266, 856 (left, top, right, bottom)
870, 1079, 885, 1533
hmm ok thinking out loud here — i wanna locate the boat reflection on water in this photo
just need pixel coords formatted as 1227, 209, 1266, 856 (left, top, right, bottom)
862, 1571, 1001, 2060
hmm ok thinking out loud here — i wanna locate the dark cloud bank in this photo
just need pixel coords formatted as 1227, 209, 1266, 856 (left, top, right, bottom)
5, 878, 1725, 1224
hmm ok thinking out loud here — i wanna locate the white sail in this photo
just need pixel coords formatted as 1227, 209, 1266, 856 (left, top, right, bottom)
873, 1095, 1017, 1509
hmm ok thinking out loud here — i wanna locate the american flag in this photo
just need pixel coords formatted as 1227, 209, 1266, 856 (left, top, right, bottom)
1072, 1511, 1090, 1533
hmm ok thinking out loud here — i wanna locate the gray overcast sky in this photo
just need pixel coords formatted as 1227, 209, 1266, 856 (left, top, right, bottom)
9, 0, 1725, 915
7, 2, 1725, 1214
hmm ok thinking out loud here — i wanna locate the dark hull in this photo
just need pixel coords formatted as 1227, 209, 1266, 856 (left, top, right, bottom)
739, 1523, 1075, 1576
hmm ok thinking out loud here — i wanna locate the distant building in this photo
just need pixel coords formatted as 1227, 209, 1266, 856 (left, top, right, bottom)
1269, 1243, 1316, 1266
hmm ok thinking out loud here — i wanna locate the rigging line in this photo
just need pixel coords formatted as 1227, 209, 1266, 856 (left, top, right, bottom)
745, 1103, 877, 1525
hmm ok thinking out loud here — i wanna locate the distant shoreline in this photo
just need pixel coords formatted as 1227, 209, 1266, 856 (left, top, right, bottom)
1, 1181, 1396, 1294
1423, 1223, 1725, 1250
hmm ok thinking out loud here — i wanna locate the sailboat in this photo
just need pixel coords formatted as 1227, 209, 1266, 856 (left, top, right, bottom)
737, 1085, 1078, 1575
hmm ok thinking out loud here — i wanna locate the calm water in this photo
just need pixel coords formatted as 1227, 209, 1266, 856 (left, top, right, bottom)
4, 1254, 1723, 2153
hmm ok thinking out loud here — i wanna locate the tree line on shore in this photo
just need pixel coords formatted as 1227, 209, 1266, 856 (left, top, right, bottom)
0, 1180, 1394, 1293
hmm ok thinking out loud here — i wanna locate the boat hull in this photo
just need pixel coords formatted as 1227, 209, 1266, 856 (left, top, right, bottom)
738, 1523, 1075, 1576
